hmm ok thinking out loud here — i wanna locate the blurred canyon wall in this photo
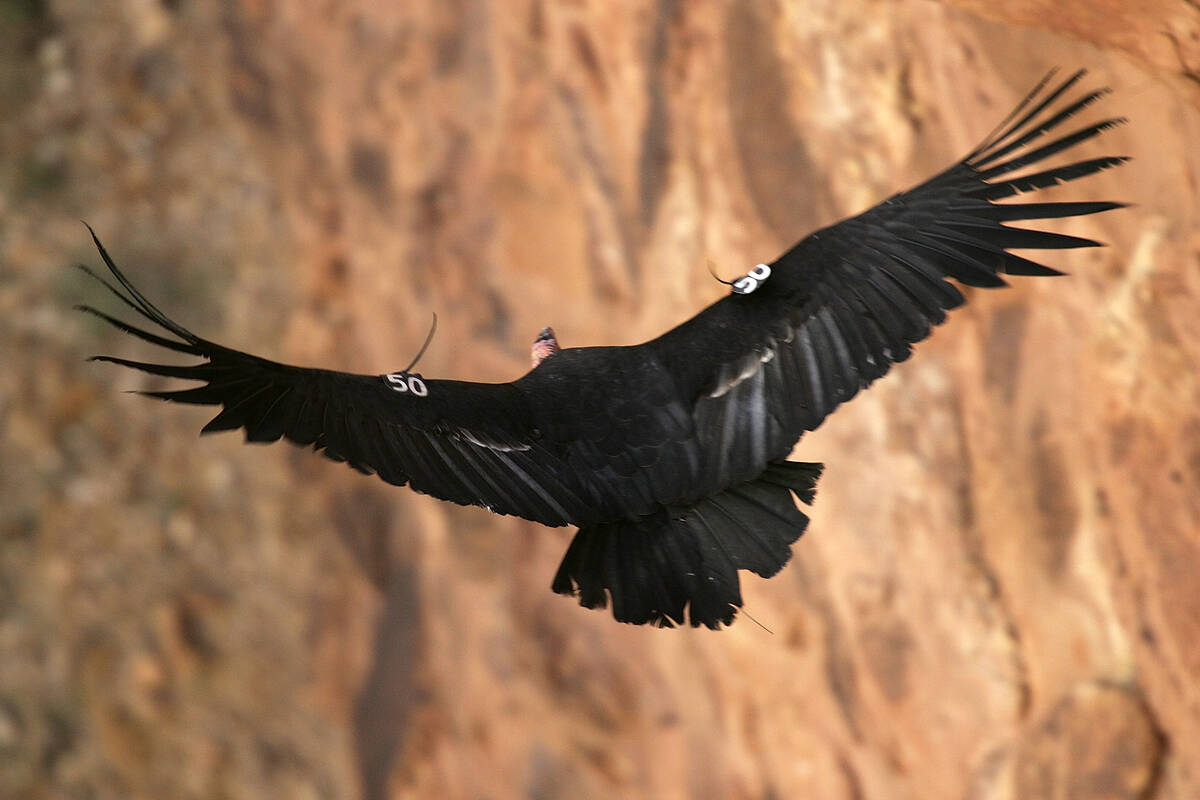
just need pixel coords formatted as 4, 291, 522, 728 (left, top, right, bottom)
1, 0, 1199, 798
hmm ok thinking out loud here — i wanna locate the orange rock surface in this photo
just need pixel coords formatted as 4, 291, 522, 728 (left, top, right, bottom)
1, 1, 1197, 798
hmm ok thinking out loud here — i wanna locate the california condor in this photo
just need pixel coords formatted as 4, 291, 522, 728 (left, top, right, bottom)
80, 69, 1126, 628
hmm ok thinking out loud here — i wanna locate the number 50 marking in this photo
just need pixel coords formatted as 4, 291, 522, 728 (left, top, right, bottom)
384, 372, 429, 397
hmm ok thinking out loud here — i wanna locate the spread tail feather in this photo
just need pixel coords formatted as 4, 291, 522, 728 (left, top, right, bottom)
552, 461, 822, 628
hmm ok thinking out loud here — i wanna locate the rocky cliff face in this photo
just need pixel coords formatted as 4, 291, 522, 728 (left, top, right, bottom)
2, 1, 1198, 798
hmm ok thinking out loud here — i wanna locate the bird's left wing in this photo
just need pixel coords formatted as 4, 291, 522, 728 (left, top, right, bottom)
646, 69, 1127, 492
77, 229, 594, 526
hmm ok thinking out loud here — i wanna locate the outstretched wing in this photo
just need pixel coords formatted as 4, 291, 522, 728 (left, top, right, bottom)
78, 228, 595, 526
646, 68, 1127, 491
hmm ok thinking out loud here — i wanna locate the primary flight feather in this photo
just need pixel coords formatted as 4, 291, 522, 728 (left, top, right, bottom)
81, 69, 1126, 628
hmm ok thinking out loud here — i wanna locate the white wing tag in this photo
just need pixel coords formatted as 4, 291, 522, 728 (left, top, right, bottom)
732, 263, 772, 294
383, 372, 428, 397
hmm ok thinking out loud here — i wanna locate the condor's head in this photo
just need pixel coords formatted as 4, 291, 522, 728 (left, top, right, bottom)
531, 326, 559, 366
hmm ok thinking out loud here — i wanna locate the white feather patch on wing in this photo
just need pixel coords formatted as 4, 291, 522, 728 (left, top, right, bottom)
707, 346, 778, 398
454, 428, 532, 451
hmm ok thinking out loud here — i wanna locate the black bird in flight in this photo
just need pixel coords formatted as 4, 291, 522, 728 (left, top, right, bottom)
80, 69, 1126, 629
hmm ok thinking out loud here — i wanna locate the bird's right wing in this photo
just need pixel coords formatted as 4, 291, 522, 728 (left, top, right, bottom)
78, 229, 597, 526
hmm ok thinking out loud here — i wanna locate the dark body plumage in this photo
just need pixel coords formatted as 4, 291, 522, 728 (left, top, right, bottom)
81, 70, 1126, 628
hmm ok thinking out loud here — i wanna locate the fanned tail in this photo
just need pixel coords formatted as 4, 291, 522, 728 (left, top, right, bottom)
552, 461, 822, 629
